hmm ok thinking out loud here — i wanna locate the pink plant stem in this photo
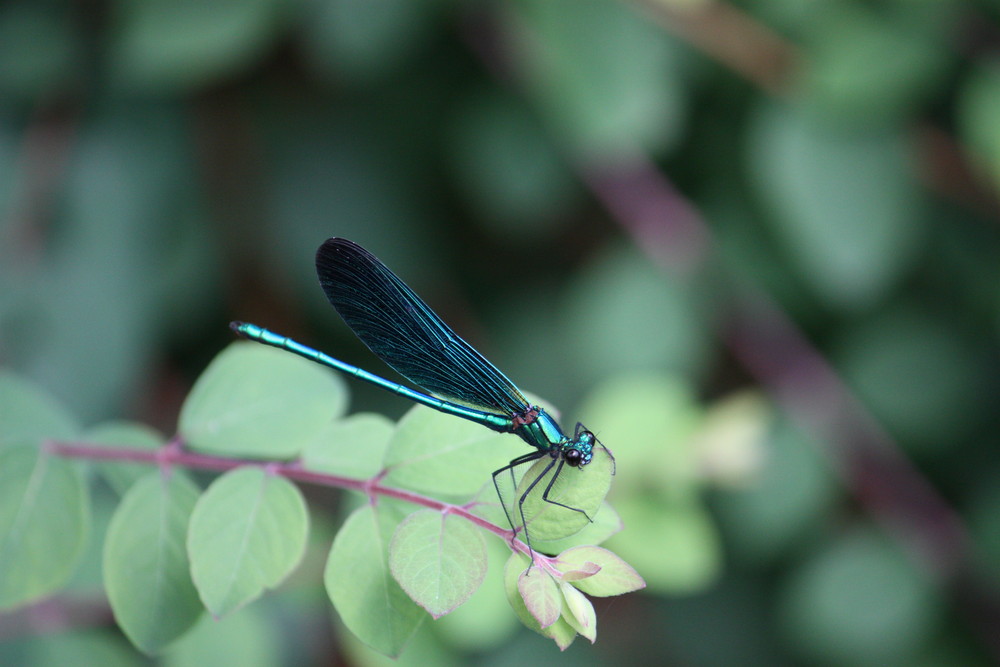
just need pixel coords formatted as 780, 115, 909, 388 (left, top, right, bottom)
48, 439, 538, 558
587, 154, 1000, 659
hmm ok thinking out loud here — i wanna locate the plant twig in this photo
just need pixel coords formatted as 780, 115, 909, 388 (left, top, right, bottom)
585, 149, 1000, 661
48, 439, 539, 559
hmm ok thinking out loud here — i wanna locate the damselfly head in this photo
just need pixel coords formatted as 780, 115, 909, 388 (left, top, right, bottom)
564, 426, 596, 467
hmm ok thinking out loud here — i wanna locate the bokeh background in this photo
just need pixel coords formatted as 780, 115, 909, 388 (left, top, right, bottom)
2, 0, 1000, 665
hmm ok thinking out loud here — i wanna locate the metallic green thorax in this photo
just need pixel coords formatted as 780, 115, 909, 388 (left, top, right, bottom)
234, 238, 605, 553
514, 409, 595, 465
230, 238, 613, 552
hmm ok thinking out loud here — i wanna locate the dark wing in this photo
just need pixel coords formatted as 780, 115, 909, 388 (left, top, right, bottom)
315, 238, 531, 416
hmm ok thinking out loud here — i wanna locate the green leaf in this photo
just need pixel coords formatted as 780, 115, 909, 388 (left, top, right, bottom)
109, 0, 286, 92
509, 444, 614, 542
513, 0, 684, 157
779, 529, 941, 665
388, 509, 487, 618
714, 420, 837, 564
448, 90, 577, 238
179, 343, 347, 459
555, 545, 644, 597
86, 421, 165, 495
0, 372, 86, 609
531, 501, 621, 554
0, 445, 90, 609
517, 567, 561, 629
298, 0, 437, 82
0, 371, 78, 449
834, 304, 987, 452
543, 614, 578, 651
563, 248, 709, 384
502, 552, 576, 649
103, 471, 203, 654
382, 405, 524, 498
11, 104, 198, 424
301, 412, 393, 479
959, 60, 1000, 189
800, 5, 949, 124
434, 538, 521, 652
748, 101, 922, 310
559, 581, 596, 643
556, 560, 600, 582
325, 504, 424, 657
188, 467, 308, 617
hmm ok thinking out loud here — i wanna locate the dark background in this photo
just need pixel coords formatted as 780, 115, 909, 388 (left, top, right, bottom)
2, 0, 1000, 665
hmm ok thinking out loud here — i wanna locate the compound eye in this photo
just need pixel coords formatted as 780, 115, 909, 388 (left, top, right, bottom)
564, 448, 583, 467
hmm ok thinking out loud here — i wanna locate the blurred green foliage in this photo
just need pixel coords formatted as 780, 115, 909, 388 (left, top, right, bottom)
2, 0, 1000, 665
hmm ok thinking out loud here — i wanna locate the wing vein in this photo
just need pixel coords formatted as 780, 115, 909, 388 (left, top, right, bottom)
315, 238, 530, 416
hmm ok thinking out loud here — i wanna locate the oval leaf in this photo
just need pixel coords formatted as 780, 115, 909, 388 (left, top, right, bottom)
517, 567, 561, 629
325, 504, 424, 657
433, 538, 521, 650
0, 371, 78, 449
109, 0, 285, 92
532, 501, 622, 554
301, 412, 394, 478
560, 581, 597, 642
960, 62, 1000, 189
556, 545, 645, 597
542, 611, 578, 651
179, 343, 347, 459
510, 444, 614, 542
515, 0, 684, 157
502, 552, 577, 649
104, 471, 202, 654
188, 467, 308, 617
388, 509, 487, 618
558, 560, 601, 582
299, 0, 435, 82
504, 552, 541, 631
383, 405, 525, 497
0, 445, 89, 609
780, 529, 939, 665
748, 102, 920, 309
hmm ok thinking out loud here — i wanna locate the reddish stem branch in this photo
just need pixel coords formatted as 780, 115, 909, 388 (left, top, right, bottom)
580, 154, 710, 273
588, 153, 1000, 660
0, 594, 113, 641
589, 157, 974, 575
48, 439, 531, 556
724, 285, 971, 575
